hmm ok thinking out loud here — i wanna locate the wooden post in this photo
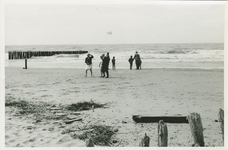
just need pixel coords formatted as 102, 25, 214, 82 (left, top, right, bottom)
188, 113, 204, 147
8, 52, 11, 59
158, 120, 168, 147
19, 52, 22, 59
218, 108, 224, 144
23, 52, 26, 59
139, 133, 150, 147
23, 59, 27, 69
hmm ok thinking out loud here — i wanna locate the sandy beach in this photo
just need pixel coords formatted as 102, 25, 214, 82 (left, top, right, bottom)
5, 67, 224, 147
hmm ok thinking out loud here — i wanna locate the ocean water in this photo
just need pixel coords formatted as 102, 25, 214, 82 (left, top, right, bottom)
5, 43, 224, 69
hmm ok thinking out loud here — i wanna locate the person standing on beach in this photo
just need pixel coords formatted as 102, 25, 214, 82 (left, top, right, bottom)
134, 51, 141, 70
112, 56, 116, 70
128, 55, 134, 70
99, 54, 105, 77
85, 54, 94, 77
102, 53, 109, 78
106, 52, 110, 69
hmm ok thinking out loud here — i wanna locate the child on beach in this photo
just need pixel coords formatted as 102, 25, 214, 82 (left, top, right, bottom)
112, 56, 116, 70
128, 55, 134, 70
85, 54, 94, 77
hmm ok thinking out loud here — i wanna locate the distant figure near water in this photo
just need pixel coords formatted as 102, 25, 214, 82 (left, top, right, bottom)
85, 54, 94, 77
112, 56, 116, 70
134, 51, 141, 70
128, 55, 134, 70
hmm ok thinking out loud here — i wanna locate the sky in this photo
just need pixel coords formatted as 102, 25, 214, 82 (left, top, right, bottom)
5, 1, 225, 45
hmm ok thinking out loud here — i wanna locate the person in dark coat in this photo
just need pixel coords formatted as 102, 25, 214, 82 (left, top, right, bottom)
106, 52, 110, 69
102, 54, 109, 78
128, 55, 134, 70
134, 51, 141, 70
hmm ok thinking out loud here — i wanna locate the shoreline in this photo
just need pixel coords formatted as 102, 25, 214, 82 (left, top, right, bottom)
5, 66, 224, 71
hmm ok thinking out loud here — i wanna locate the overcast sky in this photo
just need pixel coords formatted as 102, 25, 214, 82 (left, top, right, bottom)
5, 2, 225, 45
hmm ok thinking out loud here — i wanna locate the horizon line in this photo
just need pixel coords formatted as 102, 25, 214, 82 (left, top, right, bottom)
5, 42, 224, 46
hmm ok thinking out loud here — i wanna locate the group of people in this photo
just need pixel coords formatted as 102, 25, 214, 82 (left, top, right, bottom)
129, 51, 142, 70
85, 52, 113, 78
85, 51, 141, 77
99, 52, 111, 78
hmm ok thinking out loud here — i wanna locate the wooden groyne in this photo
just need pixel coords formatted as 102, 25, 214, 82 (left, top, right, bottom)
8, 51, 88, 60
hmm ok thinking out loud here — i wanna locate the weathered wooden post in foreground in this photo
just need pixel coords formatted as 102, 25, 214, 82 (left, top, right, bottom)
158, 120, 168, 147
139, 133, 150, 147
188, 113, 204, 147
218, 108, 224, 144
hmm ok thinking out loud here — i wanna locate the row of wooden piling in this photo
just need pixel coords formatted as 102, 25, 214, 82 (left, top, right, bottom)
143, 110, 224, 147
8, 51, 88, 60
86, 109, 224, 147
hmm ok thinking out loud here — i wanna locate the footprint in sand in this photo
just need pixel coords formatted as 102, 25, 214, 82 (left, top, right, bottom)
53, 82, 60, 85
8, 139, 16, 143
62, 92, 69, 95
11, 89, 19, 91
23, 140, 30, 145
29, 138, 36, 142
38, 89, 48, 92
26, 92, 33, 95
41, 95, 53, 98
15, 143, 24, 147
57, 135, 72, 144
23, 84, 32, 88
66, 79, 73, 83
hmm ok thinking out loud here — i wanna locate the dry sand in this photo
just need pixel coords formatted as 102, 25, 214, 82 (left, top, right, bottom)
5, 67, 224, 147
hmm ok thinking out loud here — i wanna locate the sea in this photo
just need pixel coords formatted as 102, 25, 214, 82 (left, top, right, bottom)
5, 43, 224, 69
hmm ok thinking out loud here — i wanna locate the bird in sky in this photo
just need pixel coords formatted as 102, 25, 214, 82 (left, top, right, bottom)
107, 31, 112, 35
